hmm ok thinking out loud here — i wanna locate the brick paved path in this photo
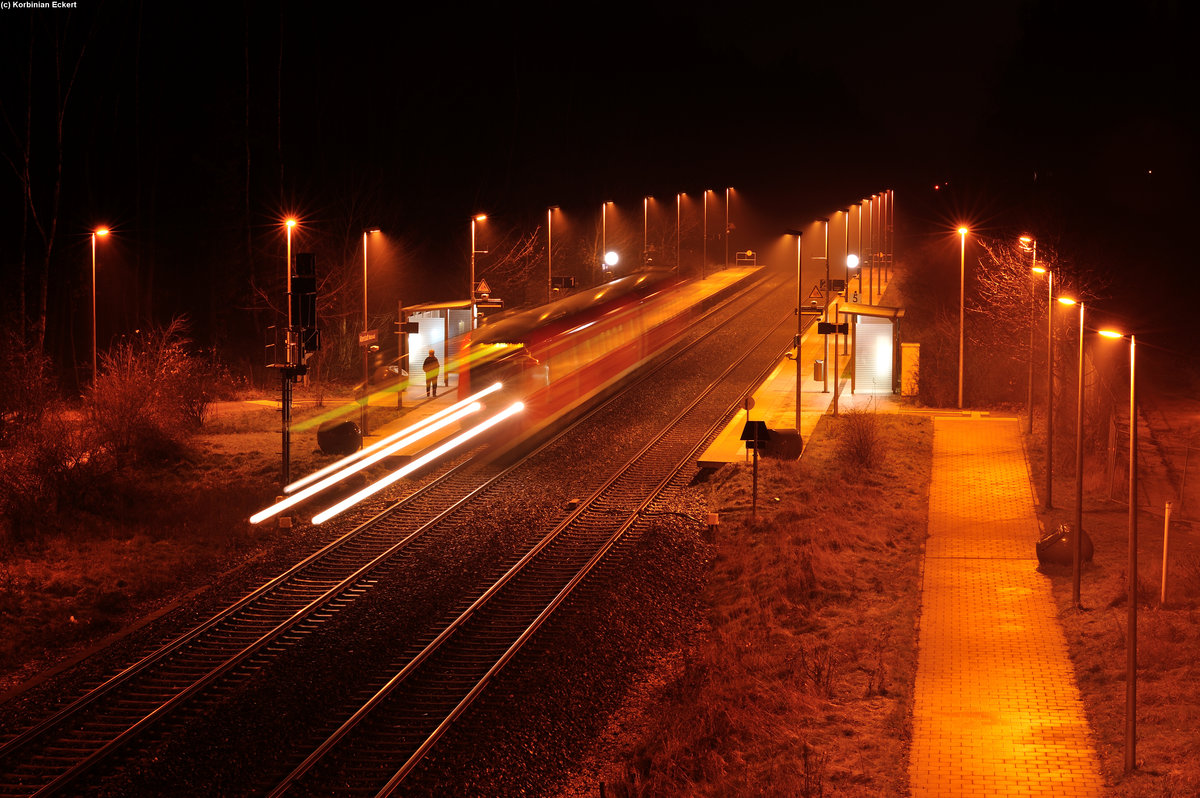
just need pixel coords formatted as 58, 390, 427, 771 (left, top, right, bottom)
909, 417, 1105, 797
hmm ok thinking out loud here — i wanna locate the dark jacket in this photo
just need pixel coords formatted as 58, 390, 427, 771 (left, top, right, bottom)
422, 355, 440, 377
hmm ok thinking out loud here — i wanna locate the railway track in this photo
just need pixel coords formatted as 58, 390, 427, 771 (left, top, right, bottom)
0, 270, 787, 797
267, 301, 797, 796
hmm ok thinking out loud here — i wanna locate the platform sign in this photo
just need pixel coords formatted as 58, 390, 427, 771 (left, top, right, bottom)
358, 329, 379, 346
809, 285, 825, 301
740, 420, 770, 448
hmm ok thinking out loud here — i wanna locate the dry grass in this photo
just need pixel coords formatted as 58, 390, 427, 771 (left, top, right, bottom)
1037, 503, 1200, 796
591, 414, 933, 796
0, 388, 403, 693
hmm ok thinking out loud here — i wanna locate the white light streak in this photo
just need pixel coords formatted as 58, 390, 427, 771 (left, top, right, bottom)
284, 382, 503, 494
310, 402, 525, 525
250, 402, 483, 524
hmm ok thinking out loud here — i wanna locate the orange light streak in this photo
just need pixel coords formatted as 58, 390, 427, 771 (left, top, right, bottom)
311, 402, 525, 525
250, 402, 484, 524
284, 382, 503, 493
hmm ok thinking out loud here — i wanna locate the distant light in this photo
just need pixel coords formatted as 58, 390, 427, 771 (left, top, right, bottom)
604, 251, 619, 267
934, 184, 940, 190
846, 254, 860, 269
1019, 235, 1033, 244
1057, 297, 1077, 306
957, 227, 969, 235
1098, 330, 1124, 339
94, 228, 110, 237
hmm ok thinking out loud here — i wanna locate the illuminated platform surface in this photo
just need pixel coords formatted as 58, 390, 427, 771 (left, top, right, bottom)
909, 417, 1104, 797
697, 273, 899, 468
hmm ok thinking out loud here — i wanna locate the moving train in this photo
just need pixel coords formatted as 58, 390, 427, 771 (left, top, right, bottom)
457, 268, 698, 430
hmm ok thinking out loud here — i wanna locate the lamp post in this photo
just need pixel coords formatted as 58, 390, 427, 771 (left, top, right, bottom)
470, 214, 487, 329
724, 187, 732, 270
957, 226, 968, 409
90, 227, 110, 384
1100, 328, 1137, 771
821, 217, 830, 394
1042, 267, 1055, 509
1058, 295, 1086, 607
1021, 235, 1038, 434
361, 228, 380, 434
547, 206, 558, 303
789, 230, 804, 436
643, 196, 650, 266
867, 196, 875, 304
282, 217, 298, 487
703, 189, 711, 277
842, 209, 851, 356
600, 201, 611, 284
675, 193, 682, 275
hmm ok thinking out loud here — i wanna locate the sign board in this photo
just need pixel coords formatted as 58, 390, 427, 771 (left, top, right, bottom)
740, 420, 771, 449
476, 298, 504, 311
476, 279, 491, 295
808, 285, 825, 301
817, 322, 849, 335
743, 397, 755, 412
358, 329, 379, 346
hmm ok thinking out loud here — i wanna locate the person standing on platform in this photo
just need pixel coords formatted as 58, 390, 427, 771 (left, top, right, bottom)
423, 349, 440, 397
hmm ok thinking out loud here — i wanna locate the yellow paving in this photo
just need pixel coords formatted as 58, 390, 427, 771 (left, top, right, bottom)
909, 418, 1105, 797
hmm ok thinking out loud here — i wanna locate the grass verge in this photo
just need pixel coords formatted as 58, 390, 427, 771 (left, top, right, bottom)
580, 412, 933, 796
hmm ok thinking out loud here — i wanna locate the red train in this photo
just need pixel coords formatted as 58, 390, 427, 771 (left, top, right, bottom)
457, 269, 695, 430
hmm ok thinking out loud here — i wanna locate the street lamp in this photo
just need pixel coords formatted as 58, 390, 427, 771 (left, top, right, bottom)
1058, 295, 1086, 608
1035, 264, 1055, 508
724, 187, 732, 270
643, 196, 650, 266
90, 227, 110, 384
547, 206, 558, 304
1099, 327, 1138, 773
957, 226, 968, 409
703, 189, 713, 277
675, 193, 682, 275
600, 201, 611, 284
1021, 235, 1038, 434
470, 214, 487, 329
285, 218, 298, 353
361, 227, 381, 434
787, 229, 804, 436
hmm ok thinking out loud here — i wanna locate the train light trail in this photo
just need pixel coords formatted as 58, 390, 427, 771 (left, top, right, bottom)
250, 402, 484, 524
311, 402, 525, 525
284, 382, 503, 494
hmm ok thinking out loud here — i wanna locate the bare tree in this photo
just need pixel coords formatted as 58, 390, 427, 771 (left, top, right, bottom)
0, 13, 92, 353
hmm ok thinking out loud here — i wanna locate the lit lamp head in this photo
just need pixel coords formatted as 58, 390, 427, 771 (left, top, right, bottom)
603, 251, 619, 269
1032, 266, 1047, 275
1098, 329, 1124, 339
95, 227, 110, 237
1057, 296, 1078, 307
474, 214, 487, 222
957, 226, 969, 236
285, 218, 297, 229
846, 254, 860, 269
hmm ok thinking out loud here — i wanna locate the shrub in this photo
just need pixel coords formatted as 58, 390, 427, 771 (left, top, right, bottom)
837, 409, 882, 470
0, 408, 94, 542
84, 317, 214, 462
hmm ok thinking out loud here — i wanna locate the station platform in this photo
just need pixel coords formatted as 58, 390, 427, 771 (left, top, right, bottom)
346, 266, 767, 463
696, 276, 901, 469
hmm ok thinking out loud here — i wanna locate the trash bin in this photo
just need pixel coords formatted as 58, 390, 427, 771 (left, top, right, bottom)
813, 359, 825, 381
1036, 523, 1094, 566
317, 419, 362, 455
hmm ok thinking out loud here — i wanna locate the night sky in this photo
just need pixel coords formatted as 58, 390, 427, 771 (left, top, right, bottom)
3, 1, 1197, 377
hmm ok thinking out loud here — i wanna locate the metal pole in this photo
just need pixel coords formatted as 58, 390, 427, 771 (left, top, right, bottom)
601, 202, 606, 284
1027, 241, 1037, 434
1161, 500, 1172, 606
1072, 302, 1085, 608
703, 191, 708, 277
643, 197, 648, 265
958, 229, 965, 409
1125, 333, 1138, 772
470, 218, 477, 329
91, 233, 98, 384
675, 194, 681, 274
725, 187, 730, 270
362, 231, 369, 436
842, 210, 850, 355
823, 218, 830, 394
547, 207, 553, 304
795, 233, 803, 437
867, 197, 874, 305
1046, 271, 1055, 509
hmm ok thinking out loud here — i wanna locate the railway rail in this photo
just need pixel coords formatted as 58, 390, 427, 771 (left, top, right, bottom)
0, 270, 789, 797
267, 301, 798, 796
